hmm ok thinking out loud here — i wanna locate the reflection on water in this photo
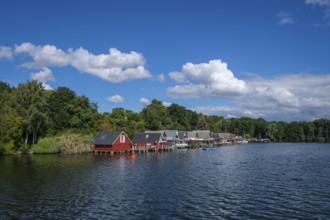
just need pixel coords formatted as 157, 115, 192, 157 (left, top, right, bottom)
1, 143, 330, 219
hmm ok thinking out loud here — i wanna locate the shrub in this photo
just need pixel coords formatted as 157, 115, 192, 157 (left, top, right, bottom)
0, 141, 17, 155
31, 136, 61, 154
59, 132, 93, 154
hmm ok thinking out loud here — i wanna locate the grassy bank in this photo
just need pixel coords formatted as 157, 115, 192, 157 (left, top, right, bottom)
31, 132, 93, 154
0, 132, 94, 155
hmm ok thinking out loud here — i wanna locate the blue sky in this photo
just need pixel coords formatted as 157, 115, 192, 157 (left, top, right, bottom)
1, 0, 330, 121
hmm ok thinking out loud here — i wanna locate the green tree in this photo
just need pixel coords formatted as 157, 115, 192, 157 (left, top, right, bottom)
142, 99, 169, 130
254, 118, 268, 138
195, 113, 209, 130
14, 81, 48, 146
266, 123, 278, 141
284, 122, 305, 142
275, 121, 287, 142
47, 87, 76, 133
302, 122, 315, 142
67, 95, 98, 130
167, 104, 191, 130
0, 81, 13, 93
206, 115, 225, 133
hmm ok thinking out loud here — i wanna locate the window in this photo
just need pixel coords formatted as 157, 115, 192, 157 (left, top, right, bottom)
120, 135, 125, 143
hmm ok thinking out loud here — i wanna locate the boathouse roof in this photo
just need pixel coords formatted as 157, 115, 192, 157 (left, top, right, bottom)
93, 131, 122, 145
187, 130, 211, 140
132, 132, 164, 143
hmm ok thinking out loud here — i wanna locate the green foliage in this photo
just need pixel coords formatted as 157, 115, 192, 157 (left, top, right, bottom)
0, 81, 13, 93
59, 132, 93, 154
167, 104, 192, 130
31, 132, 93, 154
284, 122, 305, 142
1, 80, 330, 152
0, 141, 17, 155
31, 136, 61, 154
47, 87, 76, 133
67, 96, 98, 129
14, 80, 48, 145
266, 123, 278, 142
142, 99, 169, 130
195, 114, 209, 130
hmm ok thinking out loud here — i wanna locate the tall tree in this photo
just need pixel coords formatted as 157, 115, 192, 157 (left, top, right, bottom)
142, 99, 168, 130
266, 123, 278, 141
67, 95, 98, 130
195, 113, 209, 130
47, 87, 76, 133
14, 81, 48, 146
167, 104, 191, 130
0, 86, 23, 149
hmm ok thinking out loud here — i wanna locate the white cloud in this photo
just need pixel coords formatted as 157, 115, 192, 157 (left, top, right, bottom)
0, 46, 13, 60
169, 71, 187, 83
15, 42, 70, 68
167, 60, 247, 99
106, 95, 124, 103
276, 12, 295, 25
30, 67, 54, 90
191, 73, 330, 121
14, 42, 152, 83
70, 47, 151, 83
140, 97, 150, 105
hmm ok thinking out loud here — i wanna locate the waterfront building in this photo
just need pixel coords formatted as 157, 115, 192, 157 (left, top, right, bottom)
92, 131, 132, 153
132, 132, 167, 152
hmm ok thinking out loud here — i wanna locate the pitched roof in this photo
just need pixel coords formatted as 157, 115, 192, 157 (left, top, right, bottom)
187, 130, 211, 139
195, 130, 211, 139
163, 130, 177, 138
132, 132, 162, 143
177, 131, 188, 139
218, 133, 236, 139
93, 131, 122, 145
146, 130, 178, 139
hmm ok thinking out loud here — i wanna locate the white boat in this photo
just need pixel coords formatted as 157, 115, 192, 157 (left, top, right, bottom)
175, 143, 188, 148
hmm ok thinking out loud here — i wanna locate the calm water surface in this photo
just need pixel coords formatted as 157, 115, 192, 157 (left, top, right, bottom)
1, 143, 330, 219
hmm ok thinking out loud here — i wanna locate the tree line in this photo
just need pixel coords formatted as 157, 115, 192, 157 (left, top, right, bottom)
0, 81, 329, 154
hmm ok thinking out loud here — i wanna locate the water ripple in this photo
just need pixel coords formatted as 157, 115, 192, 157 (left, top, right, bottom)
1, 144, 330, 219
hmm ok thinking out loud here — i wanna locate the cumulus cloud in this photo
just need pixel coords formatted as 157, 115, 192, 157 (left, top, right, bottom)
140, 97, 150, 105
276, 11, 295, 25
30, 68, 54, 90
167, 59, 330, 121
15, 42, 70, 68
191, 73, 330, 121
106, 95, 124, 103
167, 60, 247, 99
69, 47, 151, 83
0, 46, 13, 60
14, 42, 151, 83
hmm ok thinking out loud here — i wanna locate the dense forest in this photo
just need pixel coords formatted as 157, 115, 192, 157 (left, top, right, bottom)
0, 81, 329, 154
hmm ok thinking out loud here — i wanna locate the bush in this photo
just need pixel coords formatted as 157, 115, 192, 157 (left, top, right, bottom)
30, 132, 93, 154
59, 132, 93, 154
31, 136, 61, 154
317, 137, 326, 143
0, 141, 17, 155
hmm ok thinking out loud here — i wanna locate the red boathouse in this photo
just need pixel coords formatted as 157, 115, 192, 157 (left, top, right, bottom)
131, 132, 168, 151
92, 131, 132, 153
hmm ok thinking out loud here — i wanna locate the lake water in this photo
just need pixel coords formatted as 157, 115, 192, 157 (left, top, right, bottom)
1, 143, 330, 219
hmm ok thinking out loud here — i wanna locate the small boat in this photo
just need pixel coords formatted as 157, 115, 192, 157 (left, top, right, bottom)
202, 147, 216, 151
